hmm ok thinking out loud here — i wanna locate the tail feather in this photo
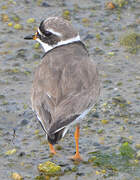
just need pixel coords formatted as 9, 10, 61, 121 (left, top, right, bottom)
47, 128, 64, 145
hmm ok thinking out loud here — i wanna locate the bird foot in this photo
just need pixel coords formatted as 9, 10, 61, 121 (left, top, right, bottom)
49, 143, 58, 156
50, 150, 57, 155
69, 154, 83, 161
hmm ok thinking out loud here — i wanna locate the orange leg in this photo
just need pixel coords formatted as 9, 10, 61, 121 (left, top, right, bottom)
49, 143, 56, 155
70, 125, 83, 161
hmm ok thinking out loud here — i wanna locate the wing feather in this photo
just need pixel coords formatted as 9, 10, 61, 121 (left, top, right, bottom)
31, 42, 100, 140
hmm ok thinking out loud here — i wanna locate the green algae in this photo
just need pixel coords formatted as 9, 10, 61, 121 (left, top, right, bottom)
38, 161, 61, 176
88, 143, 137, 175
35, 176, 46, 180
120, 32, 140, 54
119, 142, 135, 159
113, 0, 128, 8
136, 151, 140, 160
62, 10, 71, 20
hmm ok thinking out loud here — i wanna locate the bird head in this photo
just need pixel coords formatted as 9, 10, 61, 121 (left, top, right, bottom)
24, 17, 80, 52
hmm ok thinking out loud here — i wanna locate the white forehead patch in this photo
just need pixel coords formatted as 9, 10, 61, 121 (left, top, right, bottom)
38, 28, 62, 37
47, 28, 62, 37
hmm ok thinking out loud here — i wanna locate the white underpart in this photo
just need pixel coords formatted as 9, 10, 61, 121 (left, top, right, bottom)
36, 34, 81, 53
54, 107, 92, 137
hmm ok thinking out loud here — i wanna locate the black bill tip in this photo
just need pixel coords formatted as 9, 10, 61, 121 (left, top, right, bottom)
24, 34, 34, 40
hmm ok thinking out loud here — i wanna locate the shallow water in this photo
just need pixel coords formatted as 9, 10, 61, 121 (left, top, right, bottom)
0, 0, 140, 179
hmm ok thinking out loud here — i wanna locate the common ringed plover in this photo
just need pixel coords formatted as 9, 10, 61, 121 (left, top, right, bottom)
24, 17, 100, 161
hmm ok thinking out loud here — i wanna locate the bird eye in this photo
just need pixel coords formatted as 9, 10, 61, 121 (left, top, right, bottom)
44, 31, 52, 36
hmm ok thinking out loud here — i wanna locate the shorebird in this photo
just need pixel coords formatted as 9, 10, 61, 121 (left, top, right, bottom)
24, 17, 100, 161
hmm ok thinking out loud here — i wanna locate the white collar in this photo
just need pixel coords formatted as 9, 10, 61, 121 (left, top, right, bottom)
36, 34, 81, 53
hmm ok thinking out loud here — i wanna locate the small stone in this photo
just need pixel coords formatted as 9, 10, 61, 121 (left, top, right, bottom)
2, 5, 8, 9
37, 0, 43, 6
95, 33, 101, 40
18, 152, 25, 157
134, 159, 139, 164
38, 161, 61, 176
135, 144, 140, 149
99, 137, 105, 144
16, 49, 27, 58
62, 10, 71, 20
92, 112, 99, 118
96, 170, 100, 175
106, 2, 115, 9
0, 95, 5, 99
76, 172, 84, 176
23, 104, 28, 109
118, 137, 133, 144
88, 156, 96, 162
35, 129, 40, 135
8, 22, 13, 27
1, 14, 9, 22
12, 15, 20, 22
101, 169, 106, 173
108, 52, 115, 56
136, 151, 140, 160
97, 129, 104, 134
20, 119, 29, 126
114, 0, 128, 8
94, 48, 105, 55
117, 82, 123, 86
27, 18, 36, 23
8, 0, 17, 5
14, 24, 22, 30
5, 148, 17, 155
55, 144, 62, 151
34, 43, 40, 49
101, 119, 109, 124
11, 172, 23, 180
93, 142, 101, 146
41, 2, 50, 7
84, 34, 94, 40
128, 136, 133, 140
82, 18, 90, 24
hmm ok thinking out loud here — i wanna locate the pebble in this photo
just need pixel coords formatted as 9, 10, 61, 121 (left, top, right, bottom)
101, 119, 109, 124
5, 148, 17, 155
93, 142, 101, 146
38, 161, 61, 176
118, 137, 133, 144
14, 24, 22, 30
20, 119, 29, 126
106, 2, 115, 9
8, 22, 13, 27
1, 14, 9, 22
135, 144, 140, 149
18, 152, 26, 157
27, 18, 36, 23
136, 151, 140, 160
41, 2, 50, 7
11, 172, 23, 180
92, 112, 99, 118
